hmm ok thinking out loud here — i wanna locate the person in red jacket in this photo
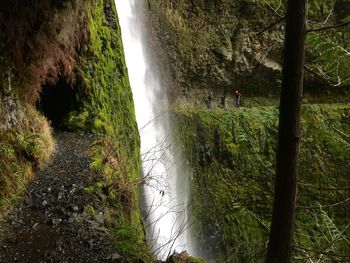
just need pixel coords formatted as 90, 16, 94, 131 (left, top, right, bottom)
234, 90, 241, 108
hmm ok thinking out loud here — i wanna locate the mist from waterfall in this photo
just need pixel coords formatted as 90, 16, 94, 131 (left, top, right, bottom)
115, 0, 195, 259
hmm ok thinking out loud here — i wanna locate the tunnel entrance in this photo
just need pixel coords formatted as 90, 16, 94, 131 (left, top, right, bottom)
37, 76, 78, 129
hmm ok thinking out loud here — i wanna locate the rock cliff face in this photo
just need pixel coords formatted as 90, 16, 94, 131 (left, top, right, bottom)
148, 0, 283, 95
147, 0, 349, 105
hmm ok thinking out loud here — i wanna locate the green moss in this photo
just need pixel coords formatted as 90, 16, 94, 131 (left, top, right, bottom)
175, 104, 350, 262
0, 104, 54, 212
188, 257, 205, 263
168, 252, 205, 263
84, 204, 98, 218
66, 0, 140, 179
112, 215, 154, 262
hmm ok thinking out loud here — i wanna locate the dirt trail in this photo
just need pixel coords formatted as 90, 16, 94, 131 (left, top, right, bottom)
0, 131, 118, 263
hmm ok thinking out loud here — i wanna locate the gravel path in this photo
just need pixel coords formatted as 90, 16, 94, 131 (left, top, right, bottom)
0, 131, 119, 263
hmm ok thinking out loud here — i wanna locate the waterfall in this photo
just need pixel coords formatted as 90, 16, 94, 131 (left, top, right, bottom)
115, 0, 194, 259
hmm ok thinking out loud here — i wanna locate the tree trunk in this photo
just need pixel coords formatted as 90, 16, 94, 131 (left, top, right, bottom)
265, 0, 306, 262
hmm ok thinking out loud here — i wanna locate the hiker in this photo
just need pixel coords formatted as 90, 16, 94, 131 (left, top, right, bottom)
220, 93, 226, 109
207, 92, 213, 109
234, 90, 241, 108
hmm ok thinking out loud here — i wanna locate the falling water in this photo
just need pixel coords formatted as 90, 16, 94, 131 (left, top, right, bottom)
115, 0, 194, 259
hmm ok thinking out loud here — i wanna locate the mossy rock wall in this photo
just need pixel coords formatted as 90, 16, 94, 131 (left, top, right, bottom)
175, 105, 350, 262
0, 0, 149, 261
66, 0, 141, 181
0, 0, 140, 206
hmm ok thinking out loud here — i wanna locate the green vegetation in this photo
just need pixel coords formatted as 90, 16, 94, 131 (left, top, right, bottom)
85, 136, 154, 261
0, 101, 54, 211
0, 0, 87, 210
166, 251, 205, 263
307, 31, 350, 87
175, 104, 350, 262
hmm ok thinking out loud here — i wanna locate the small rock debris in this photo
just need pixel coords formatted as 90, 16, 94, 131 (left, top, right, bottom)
0, 131, 120, 263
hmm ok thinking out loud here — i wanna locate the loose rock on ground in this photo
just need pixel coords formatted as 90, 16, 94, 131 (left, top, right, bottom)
0, 131, 121, 263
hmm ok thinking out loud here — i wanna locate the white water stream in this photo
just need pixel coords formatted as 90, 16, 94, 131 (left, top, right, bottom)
115, 0, 194, 259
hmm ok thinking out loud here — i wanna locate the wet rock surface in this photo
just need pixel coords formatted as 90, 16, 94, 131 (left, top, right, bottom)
0, 131, 119, 263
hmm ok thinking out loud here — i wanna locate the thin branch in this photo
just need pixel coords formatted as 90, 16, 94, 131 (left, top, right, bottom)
323, 4, 334, 24
299, 183, 350, 191
293, 245, 350, 259
297, 197, 350, 209
307, 104, 350, 141
266, 2, 285, 18
257, 16, 286, 36
307, 21, 350, 33
304, 65, 339, 86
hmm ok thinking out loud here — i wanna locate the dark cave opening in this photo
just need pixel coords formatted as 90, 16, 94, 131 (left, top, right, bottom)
37, 76, 78, 129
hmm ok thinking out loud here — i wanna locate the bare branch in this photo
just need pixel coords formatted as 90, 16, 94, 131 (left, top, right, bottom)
307, 21, 350, 33
297, 197, 350, 209
299, 183, 350, 191
293, 245, 350, 259
323, 4, 334, 24
304, 65, 339, 87
266, 2, 285, 18
257, 16, 286, 36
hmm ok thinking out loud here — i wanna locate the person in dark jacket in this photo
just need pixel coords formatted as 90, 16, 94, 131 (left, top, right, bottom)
220, 92, 226, 109
207, 92, 213, 109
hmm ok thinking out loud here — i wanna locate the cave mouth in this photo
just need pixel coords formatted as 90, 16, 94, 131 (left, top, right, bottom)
37, 76, 78, 129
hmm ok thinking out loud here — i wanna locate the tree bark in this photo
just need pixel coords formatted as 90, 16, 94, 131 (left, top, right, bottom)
265, 0, 306, 262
